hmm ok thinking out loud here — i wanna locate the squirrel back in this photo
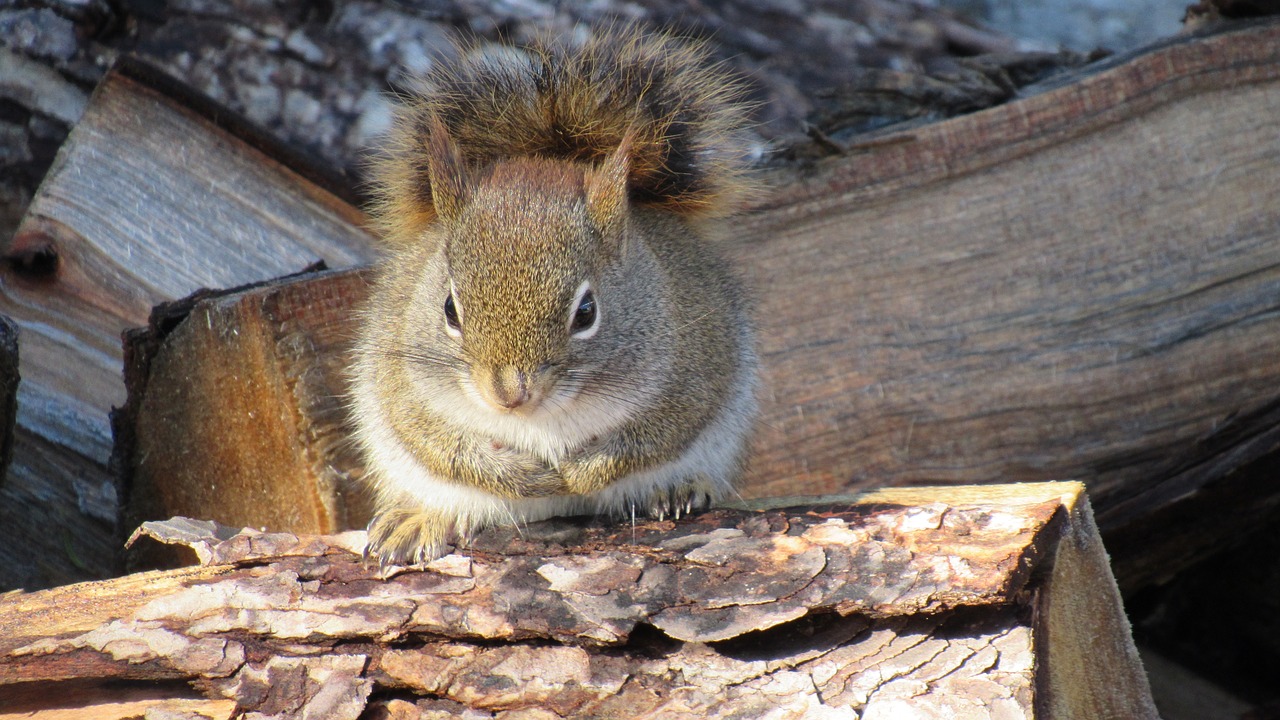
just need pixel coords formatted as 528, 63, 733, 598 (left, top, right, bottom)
368, 27, 759, 246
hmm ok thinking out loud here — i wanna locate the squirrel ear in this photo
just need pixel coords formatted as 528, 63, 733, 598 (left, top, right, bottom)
425, 115, 470, 224
586, 134, 632, 240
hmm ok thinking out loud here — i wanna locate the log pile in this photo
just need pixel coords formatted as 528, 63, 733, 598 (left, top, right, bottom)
105, 18, 1280, 594
2, 8, 1279, 718
0, 483, 1158, 719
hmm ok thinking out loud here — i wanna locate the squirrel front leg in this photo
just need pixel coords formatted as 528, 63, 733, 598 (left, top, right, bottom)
560, 430, 722, 521
367, 425, 567, 565
396, 417, 569, 500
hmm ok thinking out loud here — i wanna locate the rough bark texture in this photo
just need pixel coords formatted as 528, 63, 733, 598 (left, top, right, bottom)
0, 483, 1158, 720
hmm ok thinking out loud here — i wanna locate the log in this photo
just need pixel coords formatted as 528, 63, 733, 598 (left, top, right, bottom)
117, 18, 1280, 591
0, 61, 376, 589
747, 18, 1280, 590
120, 267, 374, 542
0, 482, 1158, 719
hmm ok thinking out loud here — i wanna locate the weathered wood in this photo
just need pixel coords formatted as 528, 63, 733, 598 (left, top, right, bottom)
746, 16, 1280, 493
743, 18, 1280, 591
0, 64, 376, 589
0, 483, 1158, 719
0, 0, 1026, 245
118, 18, 1280, 592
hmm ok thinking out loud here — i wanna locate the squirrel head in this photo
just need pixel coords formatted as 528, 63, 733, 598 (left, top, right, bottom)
419, 121, 656, 418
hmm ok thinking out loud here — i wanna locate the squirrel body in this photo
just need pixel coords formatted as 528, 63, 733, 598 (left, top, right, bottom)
351, 28, 760, 564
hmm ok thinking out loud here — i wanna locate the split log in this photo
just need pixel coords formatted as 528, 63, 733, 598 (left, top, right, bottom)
116, 18, 1280, 591
0, 482, 1158, 720
0, 61, 376, 589
120, 267, 374, 543
746, 18, 1280, 590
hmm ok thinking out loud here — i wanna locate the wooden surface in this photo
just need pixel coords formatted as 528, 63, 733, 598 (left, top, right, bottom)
0, 67, 376, 589
745, 17, 1280, 495
0, 483, 1157, 719
123, 268, 373, 538
118, 18, 1280, 592
740, 18, 1280, 588
0, 0, 1028, 246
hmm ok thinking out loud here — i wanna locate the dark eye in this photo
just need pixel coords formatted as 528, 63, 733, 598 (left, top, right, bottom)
570, 289, 597, 335
444, 292, 461, 334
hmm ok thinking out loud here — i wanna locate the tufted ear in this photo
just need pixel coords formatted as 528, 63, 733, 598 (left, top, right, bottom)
585, 133, 633, 243
426, 114, 471, 224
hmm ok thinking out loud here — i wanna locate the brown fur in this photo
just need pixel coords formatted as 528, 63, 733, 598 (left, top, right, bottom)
366, 27, 758, 248
352, 26, 762, 566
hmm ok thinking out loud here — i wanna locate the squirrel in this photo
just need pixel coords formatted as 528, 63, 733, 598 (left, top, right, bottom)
350, 26, 762, 565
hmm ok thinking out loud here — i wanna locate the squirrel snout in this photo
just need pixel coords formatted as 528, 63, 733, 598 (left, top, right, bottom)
479, 366, 535, 412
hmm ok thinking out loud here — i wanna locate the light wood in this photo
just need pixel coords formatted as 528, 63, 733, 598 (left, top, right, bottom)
0, 66, 376, 588
0, 483, 1158, 719
117, 19, 1280, 591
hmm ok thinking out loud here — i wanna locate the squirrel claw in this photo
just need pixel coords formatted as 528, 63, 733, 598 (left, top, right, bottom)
365, 507, 454, 569
642, 479, 716, 523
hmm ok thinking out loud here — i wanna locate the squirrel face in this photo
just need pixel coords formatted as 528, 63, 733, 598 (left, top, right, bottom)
395, 152, 672, 455
445, 159, 613, 415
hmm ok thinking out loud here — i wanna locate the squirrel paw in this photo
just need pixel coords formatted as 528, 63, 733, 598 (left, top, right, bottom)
642, 476, 717, 522
365, 507, 455, 567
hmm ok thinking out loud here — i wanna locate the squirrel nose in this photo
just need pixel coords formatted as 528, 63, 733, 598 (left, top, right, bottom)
490, 367, 530, 410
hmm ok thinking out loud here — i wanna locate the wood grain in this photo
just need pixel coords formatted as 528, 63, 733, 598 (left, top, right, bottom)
0, 68, 376, 589
736, 19, 1280, 588
124, 268, 373, 537
743, 19, 1280, 499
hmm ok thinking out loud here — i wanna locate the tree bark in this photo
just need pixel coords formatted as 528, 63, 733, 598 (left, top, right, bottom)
0, 483, 1158, 720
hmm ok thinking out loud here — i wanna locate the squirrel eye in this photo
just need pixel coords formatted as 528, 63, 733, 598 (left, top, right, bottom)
569, 287, 598, 338
444, 292, 462, 335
